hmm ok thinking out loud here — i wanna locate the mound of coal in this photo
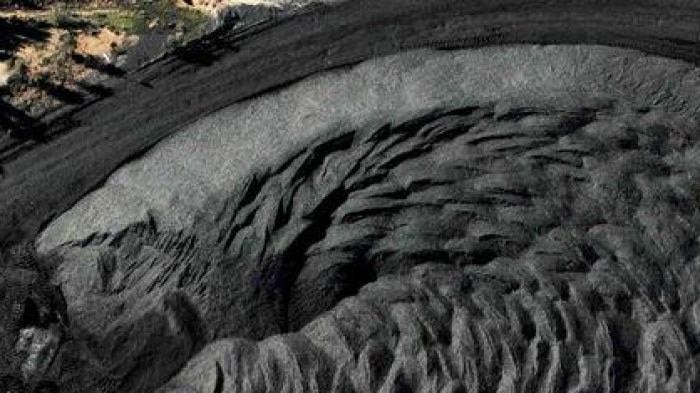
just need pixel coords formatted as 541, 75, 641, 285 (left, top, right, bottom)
1, 43, 690, 392
157, 104, 696, 393
1, 11, 700, 389
20, 99, 700, 392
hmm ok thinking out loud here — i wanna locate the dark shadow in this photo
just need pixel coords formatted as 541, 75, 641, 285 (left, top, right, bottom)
170, 12, 247, 66
75, 80, 114, 98
0, 375, 26, 393
53, 16, 92, 30
0, 16, 51, 60
71, 52, 126, 77
0, 16, 50, 138
172, 41, 226, 66
0, 0, 44, 10
34, 79, 84, 105
0, 95, 44, 139
0, 15, 122, 141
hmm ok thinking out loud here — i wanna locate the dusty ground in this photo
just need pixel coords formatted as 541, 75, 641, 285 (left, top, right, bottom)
0, 25, 137, 117
177, 0, 309, 14
77, 27, 138, 57
13, 27, 137, 75
0, 61, 9, 85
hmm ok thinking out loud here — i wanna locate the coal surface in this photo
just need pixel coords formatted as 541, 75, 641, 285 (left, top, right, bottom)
3, 1, 700, 392
26, 101, 700, 392
4, 0, 700, 246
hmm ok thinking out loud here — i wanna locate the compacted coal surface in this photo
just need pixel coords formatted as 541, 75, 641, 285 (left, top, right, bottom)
3, 2, 700, 393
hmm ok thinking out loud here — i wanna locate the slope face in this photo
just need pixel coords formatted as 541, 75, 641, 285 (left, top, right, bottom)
162, 100, 700, 393
36, 45, 700, 250
6, 0, 700, 249
18, 45, 700, 392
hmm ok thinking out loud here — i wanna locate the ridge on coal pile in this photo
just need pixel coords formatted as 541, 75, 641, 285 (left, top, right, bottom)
24, 45, 700, 392
37, 45, 700, 251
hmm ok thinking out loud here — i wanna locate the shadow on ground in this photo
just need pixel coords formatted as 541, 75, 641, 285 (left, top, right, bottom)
0, 15, 120, 140
0, 16, 51, 60
0, 17, 48, 135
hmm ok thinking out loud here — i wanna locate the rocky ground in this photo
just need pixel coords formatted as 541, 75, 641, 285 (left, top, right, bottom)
2, 1, 700, 393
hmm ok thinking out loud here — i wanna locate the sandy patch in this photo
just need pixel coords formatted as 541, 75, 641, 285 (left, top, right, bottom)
176, 0, 309, 14
15, 28, 62, 77
14, 26, 136, 79
5, 25, 138, 113
0, 62, 11, 86
77, 28, 138, 60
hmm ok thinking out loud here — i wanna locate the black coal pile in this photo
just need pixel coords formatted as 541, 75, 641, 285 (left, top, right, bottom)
8, 102, 700, 392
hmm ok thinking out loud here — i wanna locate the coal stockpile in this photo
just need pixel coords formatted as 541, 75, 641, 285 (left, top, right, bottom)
2, 2, 700, 392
